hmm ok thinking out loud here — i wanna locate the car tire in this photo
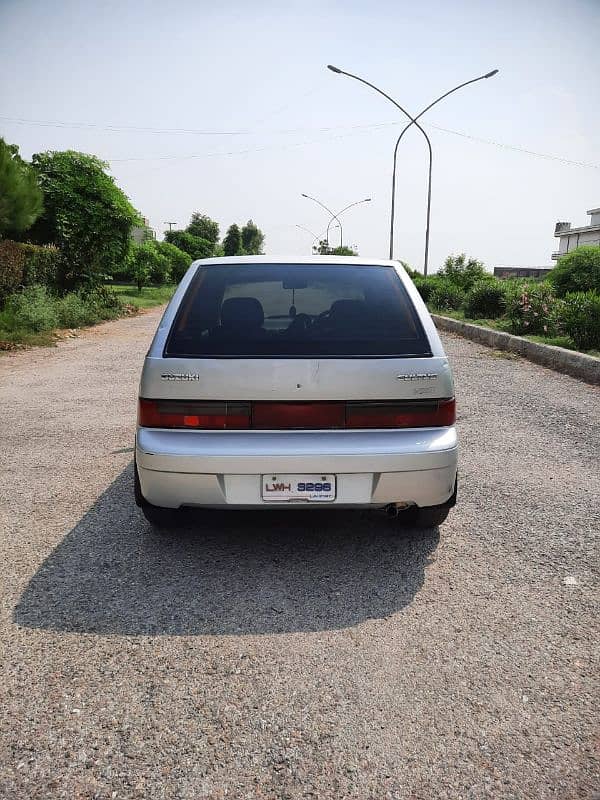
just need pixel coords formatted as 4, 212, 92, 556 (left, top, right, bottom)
140, 502, 180, 529
403, 505, 450, 529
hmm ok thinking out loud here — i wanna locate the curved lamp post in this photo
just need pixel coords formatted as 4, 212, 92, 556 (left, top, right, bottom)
295, 223, 340, 253
301, 193, 370, 248
301, 193, 344, 247
389, 71, 498, 270
327, 65, 498, 274
325, 197, 371, 248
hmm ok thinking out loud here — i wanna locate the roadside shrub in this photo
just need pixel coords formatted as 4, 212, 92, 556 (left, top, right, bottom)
57, 292, 97, 328
164, 230, 214, 260
464, 278, 506, 319
548, 245, 600, 297
2, 285, 58, 332
412, 275, 438, 303
437, 253, 487, 291
128, 241, 170, 290
24, 150, 140, 293
399, 261, 419, 279
156, 241, 192, 283
503, 281, 557, 336
0, 240, 61, 306
148, 251, 170, 285
428, 278, 465, 312
560, 291, 600, 351
81, 285, 124, 320
0, 239, 27, 305
20, 243, 60, 290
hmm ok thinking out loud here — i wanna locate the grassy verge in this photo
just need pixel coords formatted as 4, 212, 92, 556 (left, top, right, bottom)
432, 308, 600, 358
110, 283, 176, 308
0, 283, 174, 352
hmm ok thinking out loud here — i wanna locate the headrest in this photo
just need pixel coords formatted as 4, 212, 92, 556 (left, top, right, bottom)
220, 296, 264, 329
329, 299, 368, 320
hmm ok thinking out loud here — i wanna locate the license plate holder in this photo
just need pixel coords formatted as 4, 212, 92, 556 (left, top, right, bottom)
261, 474, 336, 502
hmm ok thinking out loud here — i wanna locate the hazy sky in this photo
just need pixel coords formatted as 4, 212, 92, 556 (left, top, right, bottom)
1, 0, 598, 271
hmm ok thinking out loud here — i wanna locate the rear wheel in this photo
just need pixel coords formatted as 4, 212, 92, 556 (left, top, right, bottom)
400, 505, 450, 529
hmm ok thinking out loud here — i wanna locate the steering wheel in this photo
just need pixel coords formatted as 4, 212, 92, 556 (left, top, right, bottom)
285, 313, 312, 334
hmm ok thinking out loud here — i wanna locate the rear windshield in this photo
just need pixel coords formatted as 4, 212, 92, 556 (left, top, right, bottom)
164, 263, 431, 358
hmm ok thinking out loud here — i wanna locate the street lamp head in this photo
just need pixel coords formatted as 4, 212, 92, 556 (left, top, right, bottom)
365, 198, 372, 202
301, 193, 308, 198
327, 64, 342, 74
484, 69, 499, 78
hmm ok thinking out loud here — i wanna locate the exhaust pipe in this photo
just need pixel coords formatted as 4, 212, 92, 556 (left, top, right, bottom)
384, 502, 412, 518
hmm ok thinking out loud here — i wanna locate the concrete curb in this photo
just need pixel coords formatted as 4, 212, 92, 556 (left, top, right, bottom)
431, 314, 600, 386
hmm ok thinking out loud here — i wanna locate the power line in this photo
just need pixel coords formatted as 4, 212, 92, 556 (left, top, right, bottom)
2, 113, 597, 169
429, 124, 600, 169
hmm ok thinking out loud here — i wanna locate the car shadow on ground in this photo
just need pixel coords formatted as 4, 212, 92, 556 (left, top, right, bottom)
14, 463, 440, 636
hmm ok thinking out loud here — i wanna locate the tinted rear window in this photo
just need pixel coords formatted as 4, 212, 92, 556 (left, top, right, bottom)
164, 263, 431, 358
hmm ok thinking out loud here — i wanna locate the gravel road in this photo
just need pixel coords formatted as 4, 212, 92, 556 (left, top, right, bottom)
1, 307, 598, 799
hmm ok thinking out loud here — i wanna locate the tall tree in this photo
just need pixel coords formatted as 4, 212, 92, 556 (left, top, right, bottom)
186, 212, 219, 244
0, 138, 43, 238
164, 230, 214, 260
25, 150, 139, 292
241, 219, 265, 255
223, 224, 242, 256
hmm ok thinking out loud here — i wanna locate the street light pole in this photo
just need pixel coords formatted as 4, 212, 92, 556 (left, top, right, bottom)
295, 223, 340, 253
325, 197, 371, 248
164, 221, 177, 232
327, 65, 498, 274
389, 70, 498, 271
301, 193, 344, 247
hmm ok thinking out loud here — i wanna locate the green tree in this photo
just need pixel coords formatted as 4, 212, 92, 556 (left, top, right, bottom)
241, 219, 265, 255
438, 253, 487, 291
0, 138, 43, 238
25, 150, 139, 292
130, 241, 169, 291
156, 240, 192, 283
315, 240, 357, 256
186, 212, 219, 244
223, 224, 242, 256
548, 245, 600, 297
163, 230, 214, 260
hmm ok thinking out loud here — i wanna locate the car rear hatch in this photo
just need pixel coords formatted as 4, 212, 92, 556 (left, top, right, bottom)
139, 260, 454, 414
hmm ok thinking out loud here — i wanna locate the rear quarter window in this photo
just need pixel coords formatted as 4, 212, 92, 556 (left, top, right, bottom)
164, 263, 431, 358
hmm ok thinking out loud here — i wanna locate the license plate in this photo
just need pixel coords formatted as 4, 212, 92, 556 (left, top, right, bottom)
261, 474, 336, 502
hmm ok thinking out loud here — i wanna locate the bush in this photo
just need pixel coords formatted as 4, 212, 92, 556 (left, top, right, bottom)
2, 285, 58, 332
560, 291, 600, 351
437, 253, 487, 291
128, 241, 170, 290
429, 278, 465, 311
164, 230, 214, 260
464, 278, 506, 319
57, 292, 97, 328
0, 240, 64, 307
156, 240, 192, 283
412, 275, 437, 303
548, 245, 600, 297
0, 239, 27, 305
24, 150, 140, 293
503, 281, 558, 336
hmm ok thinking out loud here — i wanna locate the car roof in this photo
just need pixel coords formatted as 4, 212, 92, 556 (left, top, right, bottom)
190, 255, 402, 268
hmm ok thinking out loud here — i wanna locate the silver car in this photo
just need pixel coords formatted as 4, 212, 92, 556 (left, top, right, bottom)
135, 256, 457, 529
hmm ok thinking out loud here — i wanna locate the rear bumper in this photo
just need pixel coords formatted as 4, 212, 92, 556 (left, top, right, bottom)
136, 427, 458, 510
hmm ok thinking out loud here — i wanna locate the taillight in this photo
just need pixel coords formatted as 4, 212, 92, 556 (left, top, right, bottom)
253, 402, 345, 429
138, 399, 250, 429
346, 398, 455, 428
138, 398, 455, 429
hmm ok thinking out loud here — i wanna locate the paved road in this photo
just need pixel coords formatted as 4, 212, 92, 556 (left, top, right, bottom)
1, 308, 598, 799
